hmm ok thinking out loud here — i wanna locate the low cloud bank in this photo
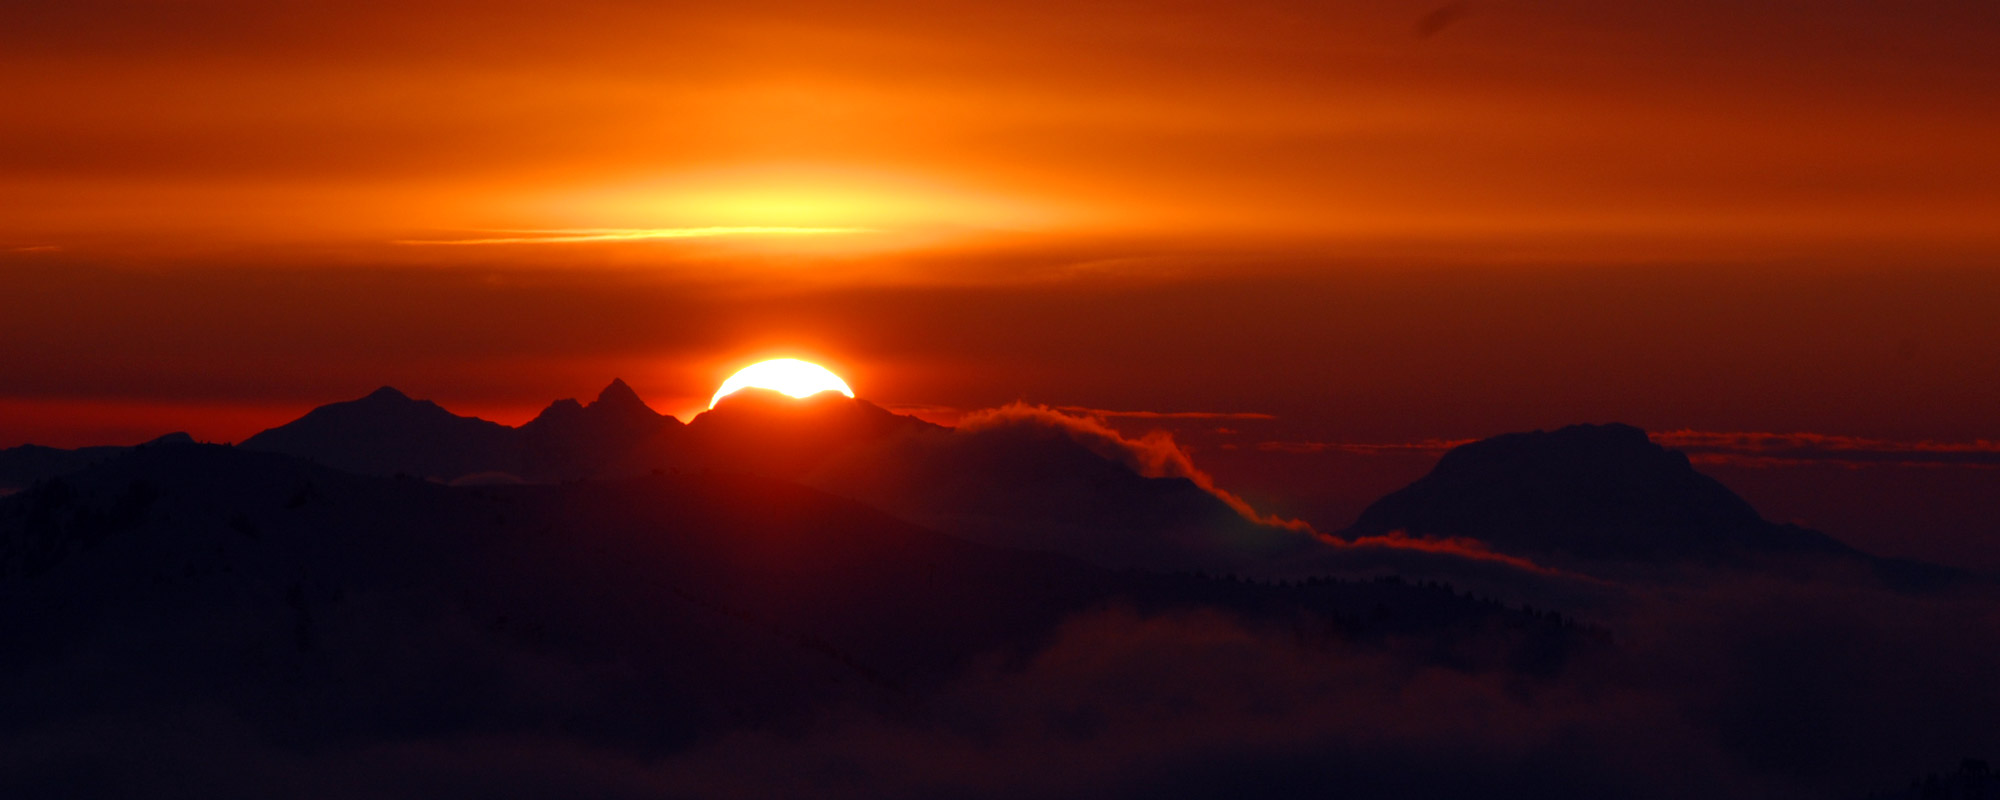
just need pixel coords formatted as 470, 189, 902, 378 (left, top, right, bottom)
1256, 430, 2000, 469
18, 571, 1994, 799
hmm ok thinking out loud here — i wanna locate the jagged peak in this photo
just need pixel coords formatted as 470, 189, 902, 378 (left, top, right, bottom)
591, 378, 654, 413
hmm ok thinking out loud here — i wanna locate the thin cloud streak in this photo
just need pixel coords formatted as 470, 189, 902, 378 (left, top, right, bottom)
1258, 430, 2000, 469
1258, 439, 1473, 455
1330, 531, 1597, 580
1059, 407, 1277, 421
396, 227, 872, 245
1653, 429, 2000, 469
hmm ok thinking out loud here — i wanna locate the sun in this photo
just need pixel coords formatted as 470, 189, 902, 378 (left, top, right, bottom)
710, 359, 855, 408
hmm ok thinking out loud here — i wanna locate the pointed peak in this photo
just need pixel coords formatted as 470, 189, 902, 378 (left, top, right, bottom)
592, 378, 652, 411
143, 431, 196, 446
596, 377, 635, 399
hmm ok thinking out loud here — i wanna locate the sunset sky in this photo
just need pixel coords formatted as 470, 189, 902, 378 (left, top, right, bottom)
4, 0, 1996, 562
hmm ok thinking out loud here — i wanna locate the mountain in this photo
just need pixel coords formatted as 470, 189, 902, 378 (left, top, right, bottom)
240, 386, 519, 480
1339, 423, 1860, 562
517, 378, 682, 481
230, 384, 1315, 573
0, 444, 1587, 769
804, 410, 1313, 572
240, 380, 682, 483
671, 387, 936, 477
0, 432, 197, 492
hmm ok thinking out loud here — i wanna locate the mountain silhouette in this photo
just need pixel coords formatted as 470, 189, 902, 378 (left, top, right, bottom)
5, 415, 1985, 797
224, 384, 1313, 572
0, 443, 1585, 765
518, 378, 683, 481
240, 386, 519, 480
1340, 423, 1859, 562
0, 431, 197, 493
805, 411, 1313, 571
674, 387, 936, 478
12, 397, 1969, 586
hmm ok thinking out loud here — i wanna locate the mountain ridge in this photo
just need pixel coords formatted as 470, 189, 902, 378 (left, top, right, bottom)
1340, 423, 1856, 561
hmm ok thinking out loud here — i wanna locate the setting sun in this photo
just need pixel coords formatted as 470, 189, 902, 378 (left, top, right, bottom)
709, 358, 855, 408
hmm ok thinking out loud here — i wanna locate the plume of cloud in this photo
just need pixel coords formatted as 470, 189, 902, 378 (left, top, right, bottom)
942, 405, 1591, 585
1333, 530, 1582, 578
958, 404, 1310, 531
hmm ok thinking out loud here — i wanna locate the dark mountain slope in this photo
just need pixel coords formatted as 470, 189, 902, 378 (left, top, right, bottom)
135, 385, 1320, 574
602, 389, 1311, 573
808, 417, 1310, 571
668, 387, 937, 477
517, 378, 682, 481
0, 432, 191, 491
240, 386, 518, 480
1340, 423, 1861, 562
0, 444, 1589, 760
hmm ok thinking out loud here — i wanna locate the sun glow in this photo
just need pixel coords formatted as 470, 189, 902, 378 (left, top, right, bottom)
710, 359, 855, 408
396, 227, 869, 245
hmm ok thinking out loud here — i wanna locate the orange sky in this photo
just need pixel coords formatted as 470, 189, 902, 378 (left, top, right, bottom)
4, 0, 1996, 254
3, 0, 1998, 557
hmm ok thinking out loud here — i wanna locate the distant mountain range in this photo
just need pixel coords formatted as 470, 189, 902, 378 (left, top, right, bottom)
237, 379, 680, 483
0, 431, 192, 492
0, 385, 1965, 584
228, 382, 1300, 572
2, 385, 1986, 797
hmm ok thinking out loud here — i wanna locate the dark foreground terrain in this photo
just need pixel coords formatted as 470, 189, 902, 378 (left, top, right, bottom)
3, 401, 1996, 798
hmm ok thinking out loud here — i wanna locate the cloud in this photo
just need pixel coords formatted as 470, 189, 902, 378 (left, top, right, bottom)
939, 407, 1597, 586
1650, 429, 2000, 469
957, 404, 1308, 531
1056, 407, 1276, 421
395, 228, 870, 245
1260, 430, 2000, 469
1257, 438, 1472, 455
12, 575, 2000, 799
1330, 531, 1582, 578
643, 576, 2000, 800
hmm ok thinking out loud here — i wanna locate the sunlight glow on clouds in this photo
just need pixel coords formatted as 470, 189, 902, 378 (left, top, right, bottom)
513, 165, 1074, 236
397, 227, 871, 245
